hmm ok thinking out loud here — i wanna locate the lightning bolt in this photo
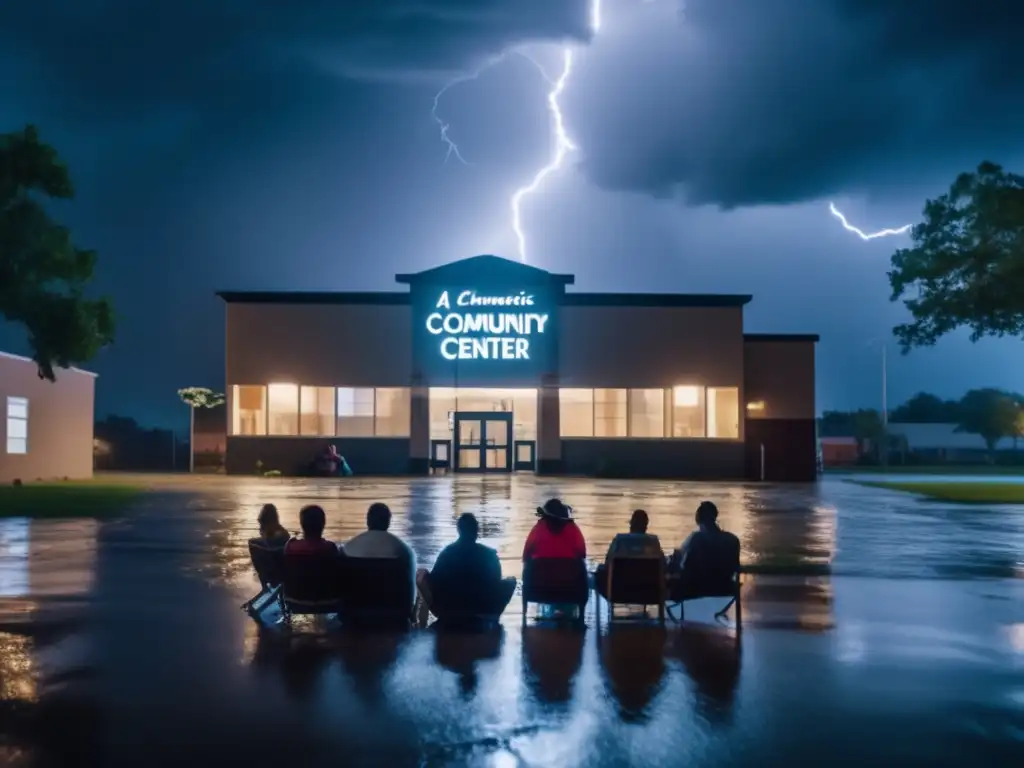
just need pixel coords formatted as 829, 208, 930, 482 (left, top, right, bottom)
829, 202, 911, 241
432, 0, 602, 263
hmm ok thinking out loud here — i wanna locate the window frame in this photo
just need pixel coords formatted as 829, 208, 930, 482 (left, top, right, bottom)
6, 396, 28, 454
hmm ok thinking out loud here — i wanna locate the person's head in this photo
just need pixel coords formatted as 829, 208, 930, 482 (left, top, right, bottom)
696, 501, 719, 528
258, 503, 281, 536
299, 505, 326, 539
456, 512, 479, 542
629, 509, 649, 534
537, 498, 573, 532
367, 502, 392, 532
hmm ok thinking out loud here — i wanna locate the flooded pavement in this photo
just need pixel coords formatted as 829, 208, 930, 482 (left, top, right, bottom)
1, 475, 1022, 766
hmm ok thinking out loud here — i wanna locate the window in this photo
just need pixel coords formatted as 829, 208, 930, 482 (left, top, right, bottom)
232, 386, 267, 435
337, 387, 375, 436
375, 388, 411, 437
6, 397, 28, 454
671, 385, 705, 438
628, 389, 664, 437
300, 386, 335, 436
595, 389, 627, 437
559, 389, 594, 437
267, 383, 299, 435
707, 387, 740, 439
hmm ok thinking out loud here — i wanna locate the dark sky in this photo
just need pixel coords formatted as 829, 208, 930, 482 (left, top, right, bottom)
3, 0, 1023, 430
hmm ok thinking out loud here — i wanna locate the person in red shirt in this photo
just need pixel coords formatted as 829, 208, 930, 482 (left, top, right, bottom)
523, 498, 587, 561
283, 504, 338, 556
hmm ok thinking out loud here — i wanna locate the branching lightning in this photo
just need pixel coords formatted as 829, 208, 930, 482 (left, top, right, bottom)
829, 202, 911, 241
432, 0, 602, 262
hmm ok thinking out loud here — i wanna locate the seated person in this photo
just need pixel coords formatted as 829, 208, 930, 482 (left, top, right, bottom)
668, 501, 740, 596
284, 504, 338, 556
342, 502, 416, 589
594, 509, 664, 600
417, 513, 517, 624
250, 503, 290, 548
523, 498, 587, 561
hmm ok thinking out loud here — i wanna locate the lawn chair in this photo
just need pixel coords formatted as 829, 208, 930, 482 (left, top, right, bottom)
602, 557, 666, 624
241, 540, 286, 619
339, 557, 416, 629
521, 558, 590, 624
666, 533, 742, 627
280, 547, 345, 622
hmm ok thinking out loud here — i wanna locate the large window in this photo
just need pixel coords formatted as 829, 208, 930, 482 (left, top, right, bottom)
337, 387, 375, 436
300, 386, 335, 436
375, 388, 411, 437
6, 397, 28, 454
560, 389, 595, 437
707, 387, 740, 438
671, 385, 706, 438
595, 388, 627, 437
267, 384, 299, 435
628, 389, 664, 437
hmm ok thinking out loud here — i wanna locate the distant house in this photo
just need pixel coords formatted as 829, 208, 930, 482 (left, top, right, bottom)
0, 351, 96, 483
887, 422, 1015, 462
819, 436, 858, 466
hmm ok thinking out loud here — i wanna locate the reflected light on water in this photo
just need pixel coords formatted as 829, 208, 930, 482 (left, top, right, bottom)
0, 632, 36, 703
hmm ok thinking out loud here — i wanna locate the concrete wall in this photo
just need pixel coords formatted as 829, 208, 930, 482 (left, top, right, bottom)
0, 353, 95, 483
225, 303, 412, 386
743, 339, 816, 419
225, 437, 412, 475
559, 306, 745, 389
560, 438, 745, 479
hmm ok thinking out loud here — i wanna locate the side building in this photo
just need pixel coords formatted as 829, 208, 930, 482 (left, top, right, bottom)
218, 255, 818, 481
0, 351, 96, 484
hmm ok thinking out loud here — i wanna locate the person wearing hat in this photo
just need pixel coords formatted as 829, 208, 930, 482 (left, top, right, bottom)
522, 498, 587, 561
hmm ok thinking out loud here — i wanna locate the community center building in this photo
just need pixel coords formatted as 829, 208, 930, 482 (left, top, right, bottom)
0, 351, 96, 484
218, 255, 818, 481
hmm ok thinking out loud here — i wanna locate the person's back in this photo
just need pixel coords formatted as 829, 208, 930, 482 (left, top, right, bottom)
284, 504, 337, 556
426, 513, 516, 620
252, 503, 290, 549
672, 501, 739, 591
344, 502, 415, 588
523, 499, 587, 561
595, 509, 662, 600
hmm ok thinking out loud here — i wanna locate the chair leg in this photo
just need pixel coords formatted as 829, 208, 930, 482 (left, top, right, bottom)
657, 602, 665, 625
521, 594, 527, 626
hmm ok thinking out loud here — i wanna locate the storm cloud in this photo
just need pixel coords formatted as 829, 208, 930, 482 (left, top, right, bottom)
570, 0, 1024, 207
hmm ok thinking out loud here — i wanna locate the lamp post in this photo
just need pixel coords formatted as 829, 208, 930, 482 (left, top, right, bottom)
177, 388, 226, 473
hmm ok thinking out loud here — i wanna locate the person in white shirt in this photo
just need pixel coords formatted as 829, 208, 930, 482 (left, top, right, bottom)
342, 503, 416, 586
594, 509, 664, 600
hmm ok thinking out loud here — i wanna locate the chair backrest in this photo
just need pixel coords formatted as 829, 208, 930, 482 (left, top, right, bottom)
607, 557, 665, 605
522, 558, 589, 604
683, 531, 740, 592
339, 557, 414, 624
248, 540, 287, 588
282, 547, 344, 603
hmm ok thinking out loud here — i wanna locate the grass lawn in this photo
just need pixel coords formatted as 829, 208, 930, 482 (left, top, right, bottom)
852, 480, 1024, 504
0, 481, 145, 519
827, 464, 1024, 476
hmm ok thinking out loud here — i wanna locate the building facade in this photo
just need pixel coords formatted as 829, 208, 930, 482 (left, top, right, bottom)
0, 351, 96, 484
219, 255, 818, 481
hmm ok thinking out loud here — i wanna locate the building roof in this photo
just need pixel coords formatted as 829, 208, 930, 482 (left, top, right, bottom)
888, 422, 1014, 451
396, 254, 575, 286
216, 290, 754, 307
744, 333, 820, 343
0, 349, 98, 377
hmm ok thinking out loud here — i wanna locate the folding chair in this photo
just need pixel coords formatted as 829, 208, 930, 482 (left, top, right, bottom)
602, 557, 666, 624
280, 547, 345, 623
665, 533, 742, 627
521, 558, 590, 624
338, 557, 416, 629
241, 540, 286, 620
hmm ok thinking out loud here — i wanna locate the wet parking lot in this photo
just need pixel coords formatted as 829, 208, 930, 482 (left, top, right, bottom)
1, 474, 1023, 766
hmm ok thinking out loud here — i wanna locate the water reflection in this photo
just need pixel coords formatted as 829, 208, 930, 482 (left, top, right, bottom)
434, 626, 504, 697
0, 518, 99, 602
667, 626, 741, 724
599, 626, 667, 723
521, 626, 586, 708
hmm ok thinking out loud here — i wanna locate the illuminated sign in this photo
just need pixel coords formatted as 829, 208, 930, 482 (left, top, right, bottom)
425, 290, 550, 361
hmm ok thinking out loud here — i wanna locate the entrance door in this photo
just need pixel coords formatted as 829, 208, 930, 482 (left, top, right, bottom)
453, 411, 513, 473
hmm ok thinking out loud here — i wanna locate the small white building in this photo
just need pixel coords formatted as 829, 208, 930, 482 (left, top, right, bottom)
0, 351, 96, 483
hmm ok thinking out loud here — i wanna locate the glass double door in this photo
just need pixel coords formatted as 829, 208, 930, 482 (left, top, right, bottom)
453, 411, 513, 472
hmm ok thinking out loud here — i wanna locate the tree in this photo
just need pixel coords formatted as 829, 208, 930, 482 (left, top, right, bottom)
955, 388, 1019, 457
1, 125, 114, 379
888, 162, 1024, 352
177, 388, 226, 473
889, 392, 961, 423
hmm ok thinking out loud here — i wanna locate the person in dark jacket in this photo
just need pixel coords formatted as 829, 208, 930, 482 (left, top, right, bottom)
417, 513, 516, 624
